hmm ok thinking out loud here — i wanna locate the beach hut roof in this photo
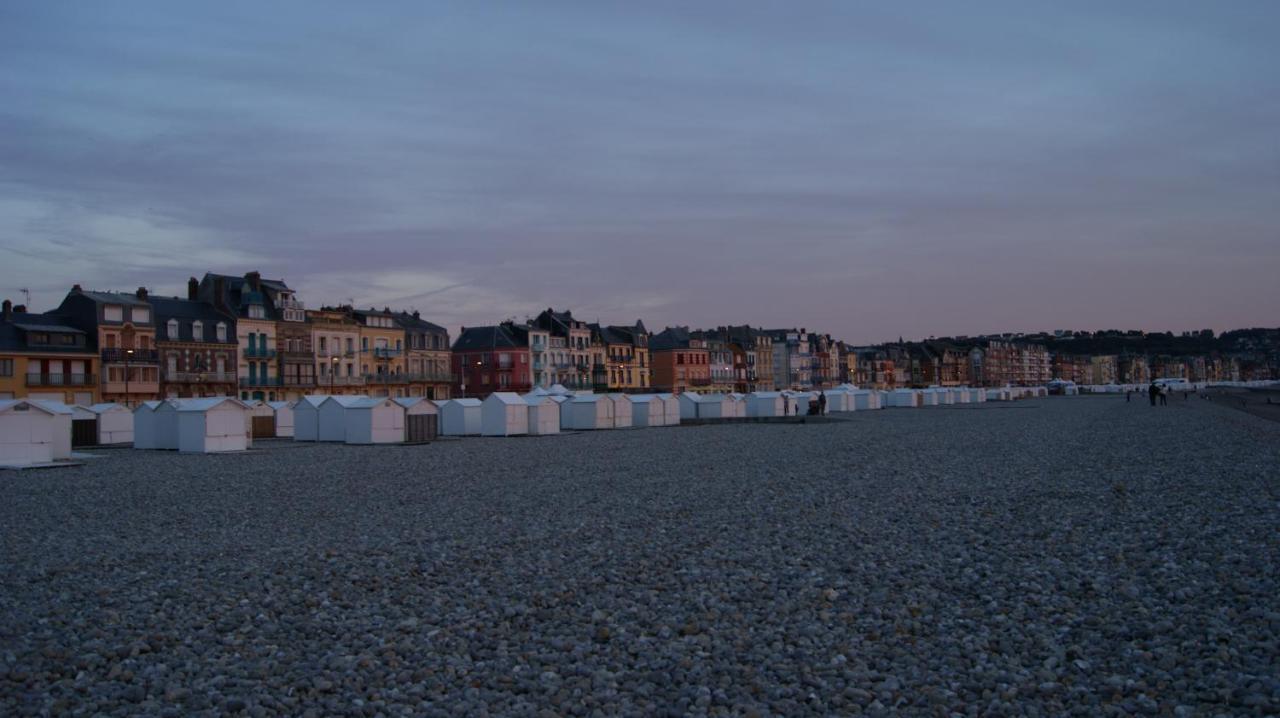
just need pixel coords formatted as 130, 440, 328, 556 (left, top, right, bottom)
298, 395, 330, 408
449, 398, 482, 407
29, 399, 75, 414
0, 399, 61, 416
320, 395, 367, 408
87, 402, 126, 414
488, 392, 527, 405
176, 397, 249, 412
267, 401, 291, 410
571, 394, 607, 403
547, 384, 570, 396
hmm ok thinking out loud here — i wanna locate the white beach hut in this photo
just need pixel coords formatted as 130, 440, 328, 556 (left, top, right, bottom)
247, 400, 276, 438
394, 397, 439, 442
547, 383, 571, 396
30, 400, 74, 459
569, 394, 614, 430
784, 391, 815, 415
746, 391, 785, 418
152, 399, 182, 449
268, 401, 295, 438
986, 388, 1011, 402
131, 400, 163, 449
176, 397, 251, 453
439, 398, 482, 436
524, 395, 561, 435
345, 397, 406, 444
544, 395, 573, 430
848, 389, 878, 411
918, 389, 941, 406
0, 400, 68, 466
724, 392, 748, 418
655, 393, 681, 425
292, 395, 328, 442
606, 394, 633, 429
87, 403, 133, 445
482, 392, 529, 437
318, 395, 368, 442
888, 389, 923, 408
629, 394, 666, 427
822, 389, 853, 413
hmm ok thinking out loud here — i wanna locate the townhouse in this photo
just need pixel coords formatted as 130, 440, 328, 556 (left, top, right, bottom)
707, 325, 773, 393
532, 309, 595, 390
691, 330, 736, 393
54, 286, 161, 406
650, 326, 710, 394
395, 311, 452, 400
152, 293, 237, 399
0, 299, 99, 405
307, 306, 363, 394
452, 322, 532, 397
197, 272, 282, 401
592, 321, 651, 392
764, 328, 813, 390
352, 308, 408, 397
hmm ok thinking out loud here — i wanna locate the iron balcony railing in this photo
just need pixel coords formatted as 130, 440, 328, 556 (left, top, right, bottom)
101, 348, 159, 363
320, 376, 366, 386
164, 371, 237, 383
25, 373, 96, 386
363, 373, 409, 385
239, 376, 283, 388
401, 371, 455, 383
282, 375, 317, 386
243, 347, 277, 359
372, 348, 402, 359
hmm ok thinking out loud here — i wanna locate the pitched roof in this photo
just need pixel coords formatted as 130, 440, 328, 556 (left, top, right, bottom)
452, 324, 527, 352
650, 326, 700, 351
393, 311, 447, 334
0, 310, 92, 353
74, 289, 149, 306
150, 297, 235, 343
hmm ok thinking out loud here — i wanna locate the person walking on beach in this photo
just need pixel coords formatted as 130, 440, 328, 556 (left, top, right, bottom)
818, 391, 827, 415
1148, 383, 1159, 407
1159, 386, 1168, 406
1126, 390, 1131, 403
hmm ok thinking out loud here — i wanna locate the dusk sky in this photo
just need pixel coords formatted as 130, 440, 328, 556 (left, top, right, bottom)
2, 1, 1277, 344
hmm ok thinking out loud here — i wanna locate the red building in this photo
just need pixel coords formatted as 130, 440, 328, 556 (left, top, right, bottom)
451, 322, 532, 398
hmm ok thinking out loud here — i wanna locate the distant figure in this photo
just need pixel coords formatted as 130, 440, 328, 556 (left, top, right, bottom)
783, 397, 790, 416
1159, 387, 1168, 406
818, 391, 828, 415
1184, 392, 1189, 401
1126, 390, 1131, 403
1148, 383, 1158, 406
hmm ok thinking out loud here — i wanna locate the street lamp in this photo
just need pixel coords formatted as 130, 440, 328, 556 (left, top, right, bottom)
330, 355, 339, 394
124, 348, 134, 408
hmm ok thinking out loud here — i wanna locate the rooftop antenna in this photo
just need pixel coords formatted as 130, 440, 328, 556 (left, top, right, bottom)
19, 288, 31, 307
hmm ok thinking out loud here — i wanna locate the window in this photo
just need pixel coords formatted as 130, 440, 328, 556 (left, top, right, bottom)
362, 337, 369, 350
216, 323, 227, 342
166, 320, 179, 338
247, 305, 265, 319
132, 307, 150, 323
318, 337, 327, 352
346, 338, 354, 354
104, 305, 123, 322
29, 332, 49, 345
0, 359, 12, 376
192, 321, 203, 339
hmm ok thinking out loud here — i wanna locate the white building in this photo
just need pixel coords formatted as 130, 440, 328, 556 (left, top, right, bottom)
0, 400, 67, 466
345, 397, 406, 444
176, 397, 251, 453
481, 393, 529, 437
569, 394, 614, 430
439, 398, 482, 436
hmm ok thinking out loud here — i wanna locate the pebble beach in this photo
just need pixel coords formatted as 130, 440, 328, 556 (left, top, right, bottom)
2, 396, 1278, 716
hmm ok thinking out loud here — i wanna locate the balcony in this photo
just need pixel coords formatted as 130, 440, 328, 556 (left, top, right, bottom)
280, 349, 313, 359
239, 376, 283, 388
364, 373, 409, 385
282, 375, 316, 387
402, 371, 455, 383
319, 376, 366, 386
278, 298, 305, 311
372, 347, 402, 359
103, 379, 160, 395
26, 373, 96, 387
164, 371, 237, 383
244, 347, 277, 359
689, 378, 712, 387
101, 348, 159, 363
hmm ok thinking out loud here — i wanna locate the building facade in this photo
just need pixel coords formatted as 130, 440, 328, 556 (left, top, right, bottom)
307, 307, 363, 395
650, 326, 710, 394
593, 322, 651, 392
452, 323, 532, 397
152, 295, 237, 399
396, 311, 452, 400
55, 286, 160, 406
198, 272, 281, 401
0, 299, 99, 405
352, 308, 409, 397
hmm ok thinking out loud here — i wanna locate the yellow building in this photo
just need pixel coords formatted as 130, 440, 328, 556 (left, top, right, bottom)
592, 322, 651, 391
307, 307, 363, 395
1, 299, 100, 405
352, 308, 409, 397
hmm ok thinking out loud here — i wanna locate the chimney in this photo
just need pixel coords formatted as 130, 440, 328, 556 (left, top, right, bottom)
2, 299, 10, 321
413, 310, 420, 319
72, 284, 82, 292
136, 287, 148, 300
246, 271, 261, 290
14, 305, 27, 313
213, 277, 227, 312
188, 277, 199, 300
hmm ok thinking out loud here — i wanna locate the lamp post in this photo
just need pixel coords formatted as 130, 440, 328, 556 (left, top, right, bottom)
124, 348, 134, 408
330, 355, 339, 394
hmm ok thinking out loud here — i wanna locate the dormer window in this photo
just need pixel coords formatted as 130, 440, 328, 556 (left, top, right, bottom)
192, 320, 203, 340
132, 307, 150, 323
247, 305, 265, 319
167, 319, 179, 338
104, 305, 123, 322
216, 322, 227, 341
